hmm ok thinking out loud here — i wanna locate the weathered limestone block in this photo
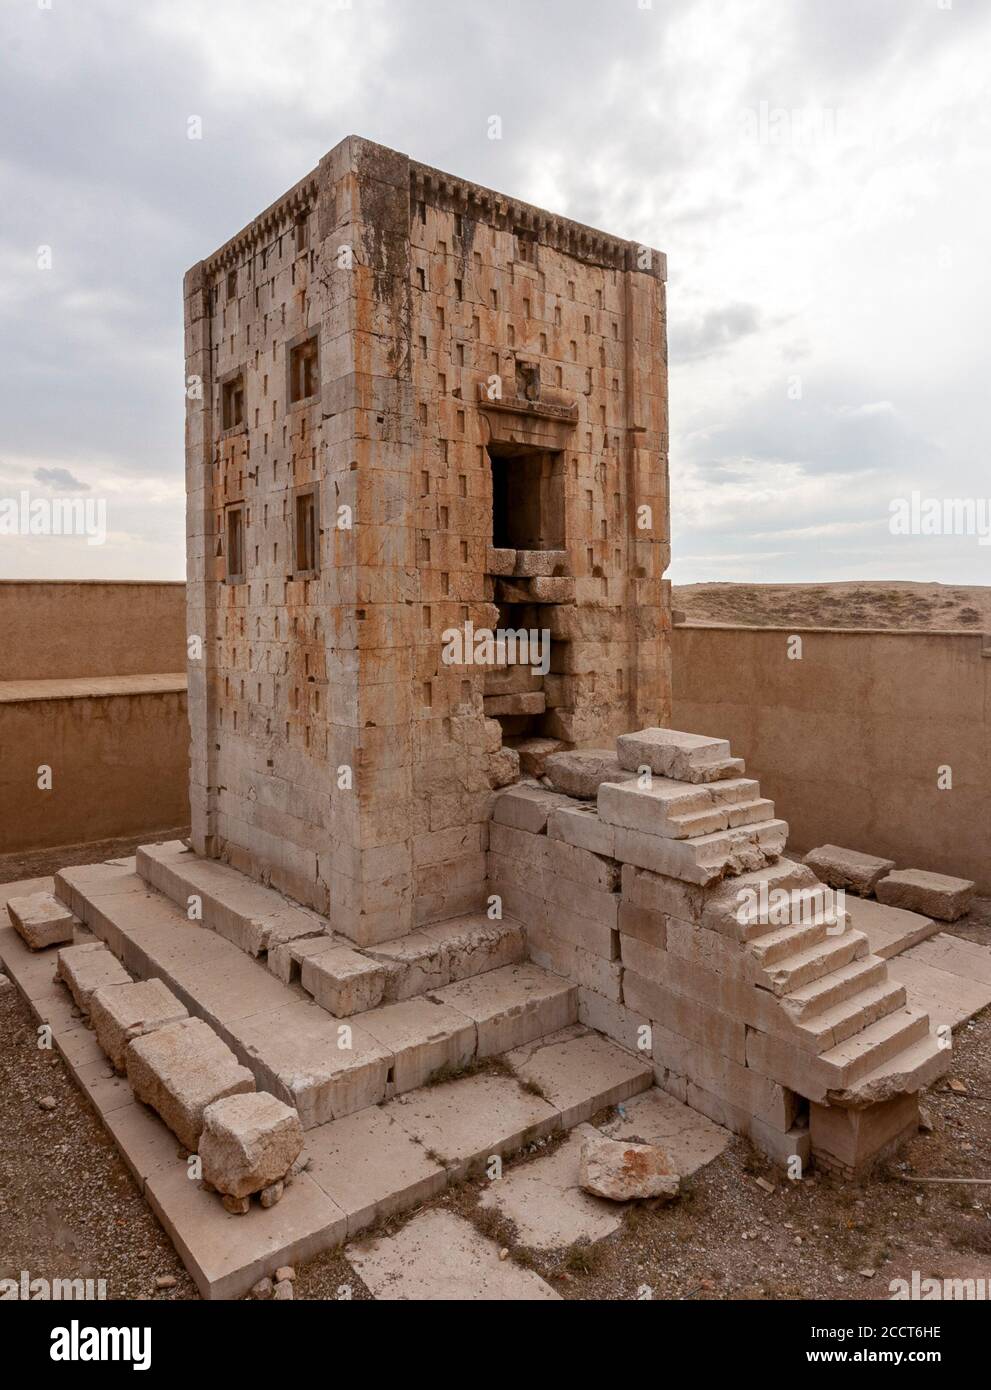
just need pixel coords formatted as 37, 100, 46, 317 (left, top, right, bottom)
544, 749, 635, 800
126, 1017, 255, 1151
598, 778, 725, 839
7, 893, 77, 950
616, 728, 744, 782
486, 546, 516, 575
513, 549, 568, 577
491, 783, 574, 834
504, 736, 564, 778
301, 945, 388, 1017
199, 1092, 305, 1200
805, 845, 895, 897
809, 1093, 919, 1175
579, 1134, 679, 1202
56, 943, 132, 1011
875, 869, 975, 922
89, 978, 189, 1072
546, 803, 616, 858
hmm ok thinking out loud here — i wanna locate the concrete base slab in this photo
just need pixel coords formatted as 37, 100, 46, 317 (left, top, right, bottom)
888, 934, 991, 1031
385, 1072, 560, 1177
505, 1026, 652, 1126
347, 1209, 561, 1300
844, 896, 940, 960
478, 1125, 623, 1248
305, 1106, 447, 1237
596, 1086, 732, 1176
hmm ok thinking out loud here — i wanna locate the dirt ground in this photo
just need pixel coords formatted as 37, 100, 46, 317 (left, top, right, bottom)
674, 581, 991, 632
2, 866, 988, 1301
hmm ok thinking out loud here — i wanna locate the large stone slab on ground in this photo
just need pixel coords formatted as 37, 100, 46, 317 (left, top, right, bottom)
876, 869, 976, 922
7, 892, 78, 950
386, 1071, 559, 1178
89, 978, 189, 1072
843, 896, 940, 960
596, 1086, 731, 1176
579, 1132, 680, 1202
56, 942, 131, 1010
505, 1027, 652, 1127
305, 1106, 446, 1237
126, 1016, 255, 1151
199, 1092, 305, 1200
887, 934, 991, 1031
346, 1209, 561, 1300
804, 845, 895, 896
544, 749, 635, 800
477, 1125, 623, 1249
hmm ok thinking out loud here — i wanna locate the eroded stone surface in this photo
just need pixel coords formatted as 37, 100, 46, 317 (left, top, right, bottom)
876, 869, 975, 922
7, 893, 77, 950
126, 1017, 255, 1151
346, 1210, 561, 1300
56, 942, 131, 1011
805, 845, 896, 897
200, 1092, 305, 1199
89, 978, 189, 1072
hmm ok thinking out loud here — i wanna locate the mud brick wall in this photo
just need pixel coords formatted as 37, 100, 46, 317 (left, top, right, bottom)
185, 136, 671, 943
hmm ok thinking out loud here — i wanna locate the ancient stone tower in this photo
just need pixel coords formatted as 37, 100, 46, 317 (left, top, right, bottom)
184, 136, 671, 945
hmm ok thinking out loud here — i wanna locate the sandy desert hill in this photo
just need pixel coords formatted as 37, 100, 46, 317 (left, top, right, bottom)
673, 581, 991, 632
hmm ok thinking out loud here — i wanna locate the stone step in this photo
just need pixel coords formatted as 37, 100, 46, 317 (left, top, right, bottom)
748, 917, 831, 968
820, 1005, 932, 1088
792, 978, 908, 1054
137, 841, 330, 958
761, 929, 870, 995
700, 858, 823, 940
612, 818, 789, 886
826, 1029, 951, 1107
780, 955, 891, 1022
52, 863, 577, 1128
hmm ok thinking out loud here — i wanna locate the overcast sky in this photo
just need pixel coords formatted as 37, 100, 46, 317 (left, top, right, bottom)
2, 0, 989, 584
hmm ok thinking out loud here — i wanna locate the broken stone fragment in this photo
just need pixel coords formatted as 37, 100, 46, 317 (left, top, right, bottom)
544, 749, 636, 800
804, 845, 895, 897
7, 892, 78, 950
578, 1134, 680, 1202
199, 1091, 304, 1200
126, 1017, 255, 1152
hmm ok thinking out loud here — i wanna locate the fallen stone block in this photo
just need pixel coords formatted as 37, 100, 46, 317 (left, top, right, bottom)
126, 1017, 255, 1151
875, 869, 975, 922
805, 845, 895, 897
89, 978, 189, 1072
56, 942, 131, 1011
579, 1133, 680, 1202
7, 892, 78, 950
199, 1092, 305, 1201
544, 749, 636, 800
503, 736, 564, 778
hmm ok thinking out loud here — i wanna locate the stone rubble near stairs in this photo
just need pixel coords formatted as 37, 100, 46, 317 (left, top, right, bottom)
543, 749, 636, 800
7, 892, 78, 950
578, 1132, 680, 1202
89, 977, 190, 1073
125, 1017, 256, 1153
805, 845, 896, 897
199, 1092, 305, 1206
876, 868, 976, 922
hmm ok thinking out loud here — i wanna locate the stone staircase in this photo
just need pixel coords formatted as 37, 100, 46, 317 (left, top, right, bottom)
53, 850, 652, 1140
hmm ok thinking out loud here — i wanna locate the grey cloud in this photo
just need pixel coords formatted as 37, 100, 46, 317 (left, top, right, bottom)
670, 303, 762, 362
33, 466, 90, 491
